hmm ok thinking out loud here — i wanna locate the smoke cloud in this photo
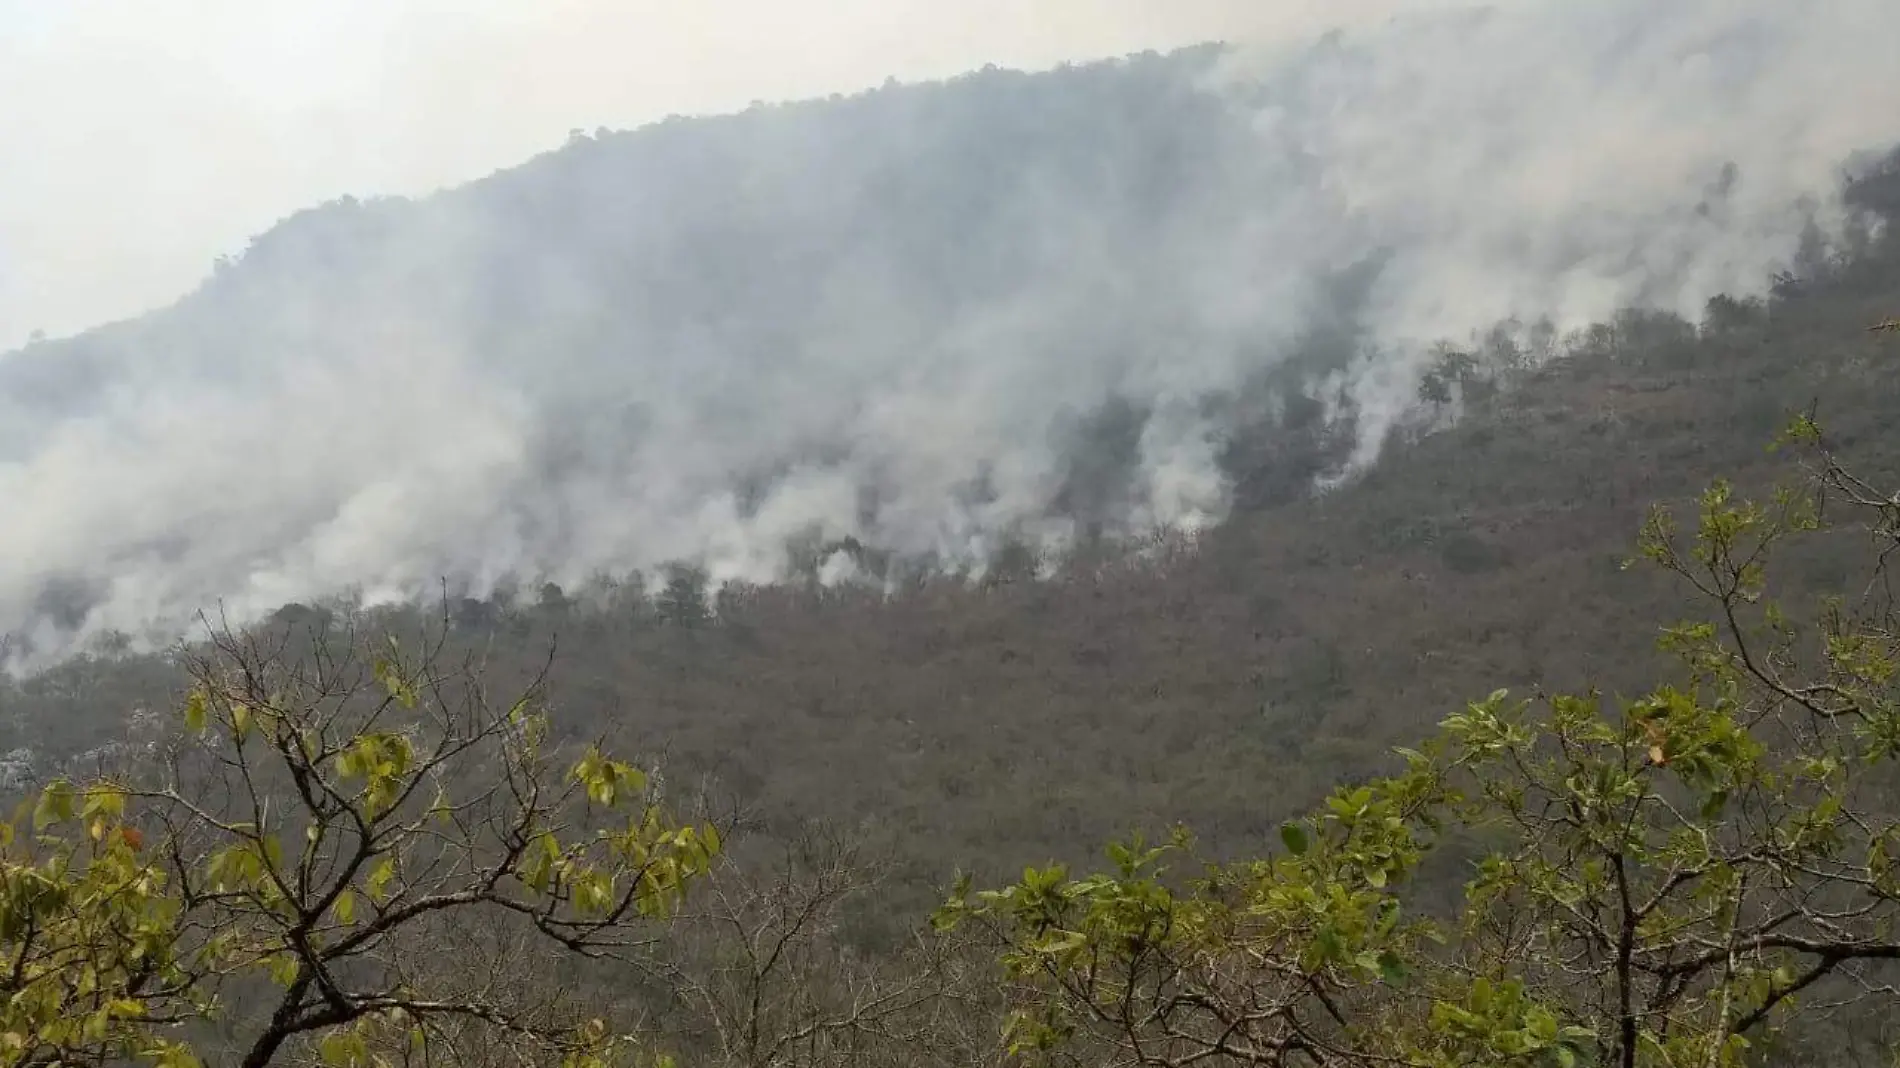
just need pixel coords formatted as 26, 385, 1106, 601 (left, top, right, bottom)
0, 0, 1431, 349
0, 0, 1894, 661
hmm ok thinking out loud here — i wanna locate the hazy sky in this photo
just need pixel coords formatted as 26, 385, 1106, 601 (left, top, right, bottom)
0, 0, 1443, 350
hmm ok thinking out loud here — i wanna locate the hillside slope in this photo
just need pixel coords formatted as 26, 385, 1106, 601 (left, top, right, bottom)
0, 32, 1887, 658
7, 193, 1897, 927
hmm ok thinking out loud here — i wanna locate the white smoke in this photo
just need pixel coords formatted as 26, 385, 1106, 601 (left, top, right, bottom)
0, 0, 1894, 663
1213, 0, 1895, 459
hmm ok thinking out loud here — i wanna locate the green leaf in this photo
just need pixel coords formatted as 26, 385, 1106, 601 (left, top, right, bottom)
319, 1028, 367, 1067
1314, 926, 1344, 962
1528, 1007, 1559, 1042
366, 858, 396, 902
143, 1040, 203, 1068
1376, 950, 1409, 984
332, 888, 355, 925
1280, 823, 1309, 856
267, 953, 300, 987
34, 780, 75, 828
1032, 928, 1088, 955
81, 783, 126, 822
183, 690, 208, 734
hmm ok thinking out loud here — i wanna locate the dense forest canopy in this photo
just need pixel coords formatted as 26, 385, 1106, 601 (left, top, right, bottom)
0, 0, 1897, 960
14, 182, 1900, 872
8, 314, 1900, 1065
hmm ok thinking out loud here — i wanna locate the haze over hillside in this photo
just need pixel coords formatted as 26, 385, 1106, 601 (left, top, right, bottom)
0, 0, 1896, 663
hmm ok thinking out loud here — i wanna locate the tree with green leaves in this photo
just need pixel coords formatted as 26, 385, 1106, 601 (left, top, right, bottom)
941, 414, 1900, 1067
1, 618, 720, 1067
657, 567, 713, 630
0, 779, 194, 1067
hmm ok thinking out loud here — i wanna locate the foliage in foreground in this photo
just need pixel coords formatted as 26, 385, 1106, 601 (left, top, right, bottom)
7, 414, 1900, 1066
941, 418, 1900, 1067
1, 625, 718, 1067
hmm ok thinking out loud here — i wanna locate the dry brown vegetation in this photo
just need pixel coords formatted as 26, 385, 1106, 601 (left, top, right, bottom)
11, 198, 1900, 955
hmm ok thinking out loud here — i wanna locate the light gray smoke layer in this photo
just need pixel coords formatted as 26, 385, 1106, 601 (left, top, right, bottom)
0, 0, 1893, 662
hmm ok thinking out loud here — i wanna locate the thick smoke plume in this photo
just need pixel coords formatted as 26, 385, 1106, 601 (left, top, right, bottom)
0, 0, 1894, 661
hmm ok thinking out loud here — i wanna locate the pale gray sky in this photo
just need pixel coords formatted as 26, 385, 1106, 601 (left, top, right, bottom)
0, 0, 1435, 350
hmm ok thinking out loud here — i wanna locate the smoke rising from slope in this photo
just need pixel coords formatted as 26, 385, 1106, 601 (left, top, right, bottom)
0, 0, 1895, 660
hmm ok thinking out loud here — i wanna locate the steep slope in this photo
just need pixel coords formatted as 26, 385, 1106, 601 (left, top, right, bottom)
2, 8, 1894, 657
6, 199, 1897, 928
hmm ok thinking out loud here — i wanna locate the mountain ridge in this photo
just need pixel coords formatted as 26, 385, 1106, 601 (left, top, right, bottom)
0, 20, 1894, 665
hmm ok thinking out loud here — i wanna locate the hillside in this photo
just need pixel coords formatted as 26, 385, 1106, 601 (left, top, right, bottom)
0, 46, 1255, 652
0, 36, 1884, 665
6, 26, 1900, 1063
0, 14, 1895, 937
8, 169, 1898, 934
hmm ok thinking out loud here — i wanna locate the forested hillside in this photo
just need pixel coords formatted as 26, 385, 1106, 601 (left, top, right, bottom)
5, 26, 1900, 1067
8, 153, 1899, 925
0, 38, 1884, 664
8, 254, 1900, 1064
